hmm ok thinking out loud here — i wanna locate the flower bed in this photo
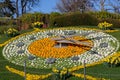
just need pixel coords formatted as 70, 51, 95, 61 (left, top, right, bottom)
2, 28, 119, 69
28, 36, 93, 58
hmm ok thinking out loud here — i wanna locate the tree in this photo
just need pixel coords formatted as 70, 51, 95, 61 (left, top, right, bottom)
56, 0, 93, 13
0, 0, 15, 17
14, 0, 40, 17
0, 0, 40, 17
92, 0, 120, 13
92, 0, 107, 11
107, 0, 120, 13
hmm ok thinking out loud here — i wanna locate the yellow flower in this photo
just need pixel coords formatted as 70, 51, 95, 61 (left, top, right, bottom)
98, 21, 113, 29
71, 72, 108, 80
6, 65, 52, 80
52, 68, 59, 73
103, 52, 120, 65
32, 21, 44, 28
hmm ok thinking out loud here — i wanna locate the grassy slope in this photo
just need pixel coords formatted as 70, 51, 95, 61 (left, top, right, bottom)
107, 30, 120, 50
0, 27, 120, 80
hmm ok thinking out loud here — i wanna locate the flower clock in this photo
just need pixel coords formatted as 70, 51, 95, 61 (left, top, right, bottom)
2, 28, 119, 80
3, 28, 119, 69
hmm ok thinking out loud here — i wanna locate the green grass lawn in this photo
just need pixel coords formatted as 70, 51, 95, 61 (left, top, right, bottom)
0, 35, 11, 44
0, 26, 120, 80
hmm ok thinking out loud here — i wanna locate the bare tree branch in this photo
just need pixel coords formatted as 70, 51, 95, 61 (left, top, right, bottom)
56, 0, 93, 13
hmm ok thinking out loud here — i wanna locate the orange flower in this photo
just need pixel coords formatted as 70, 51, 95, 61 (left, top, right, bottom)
28, 36, 93, 58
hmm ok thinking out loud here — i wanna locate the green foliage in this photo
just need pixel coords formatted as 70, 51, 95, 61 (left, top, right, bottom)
51, 13, 98, 27
49, 12, 61, 26
19, 13, 42, 23
4, 28, 19, 37
0, 26, 8, 34
0, 25, 18, 34
0, 17, 16, 26
88, 11, 120, 28
89, 11, 120, 19
19, 13, 50, 29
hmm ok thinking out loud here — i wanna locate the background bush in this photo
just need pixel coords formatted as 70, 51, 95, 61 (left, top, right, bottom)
0, 26, 8, 34
19, 11, 120, 28
19, 13, 43, 23
0, 17, 18, 34
49, 12, 61, 26
19, 12, 49, 29
0, 25, 18, 35
89, 11, 120, 28
51, 12, 98, 27
89, 11, 120, 19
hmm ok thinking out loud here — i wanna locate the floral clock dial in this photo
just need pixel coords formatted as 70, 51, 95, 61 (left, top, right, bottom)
2, 29, 119, 69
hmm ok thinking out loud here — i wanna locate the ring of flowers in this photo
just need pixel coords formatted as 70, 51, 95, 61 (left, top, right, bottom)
2, 29, 119, 69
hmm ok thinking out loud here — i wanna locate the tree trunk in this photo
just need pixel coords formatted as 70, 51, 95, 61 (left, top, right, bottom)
16, 0, 19, 17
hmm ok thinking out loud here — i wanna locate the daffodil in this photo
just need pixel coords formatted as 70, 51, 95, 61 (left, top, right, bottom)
32, 21, 44, 28
98, 21, 113, 30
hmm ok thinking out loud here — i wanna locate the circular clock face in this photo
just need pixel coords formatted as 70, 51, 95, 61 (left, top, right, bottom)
2, 29, 119, 69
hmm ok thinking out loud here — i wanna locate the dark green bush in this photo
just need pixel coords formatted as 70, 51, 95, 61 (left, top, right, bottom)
89, 11, 120, 19
51, 13, 98, 27
0, 17, 17, 26
89, 11, 120, 28
0, 25, 18, 35
0, 26, 8, 34
49, 12, 61, 26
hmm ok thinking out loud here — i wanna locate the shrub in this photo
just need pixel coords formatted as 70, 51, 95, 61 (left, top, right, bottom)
89, 11, 120, 19
19, 13, 43, 23
4, 28, 19, 37
98, 21, 113, 30
0, 26, 8, 34
88, 11, 120, 28
19, 13, 49, 28
0, 25, 18, 34
51, 13, 98, 27
0, 17, 17, 27
49, 12, 61, 26
99, 19, 120, 28
32, 21, 44, 28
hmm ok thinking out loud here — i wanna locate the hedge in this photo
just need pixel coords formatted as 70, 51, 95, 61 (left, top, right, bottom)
51, 13, 98, 27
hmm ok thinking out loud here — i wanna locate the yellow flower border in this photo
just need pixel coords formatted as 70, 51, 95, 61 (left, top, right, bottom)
71, 72, 108, 80
6, 65, 109, 80
6, 66, 52, 80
